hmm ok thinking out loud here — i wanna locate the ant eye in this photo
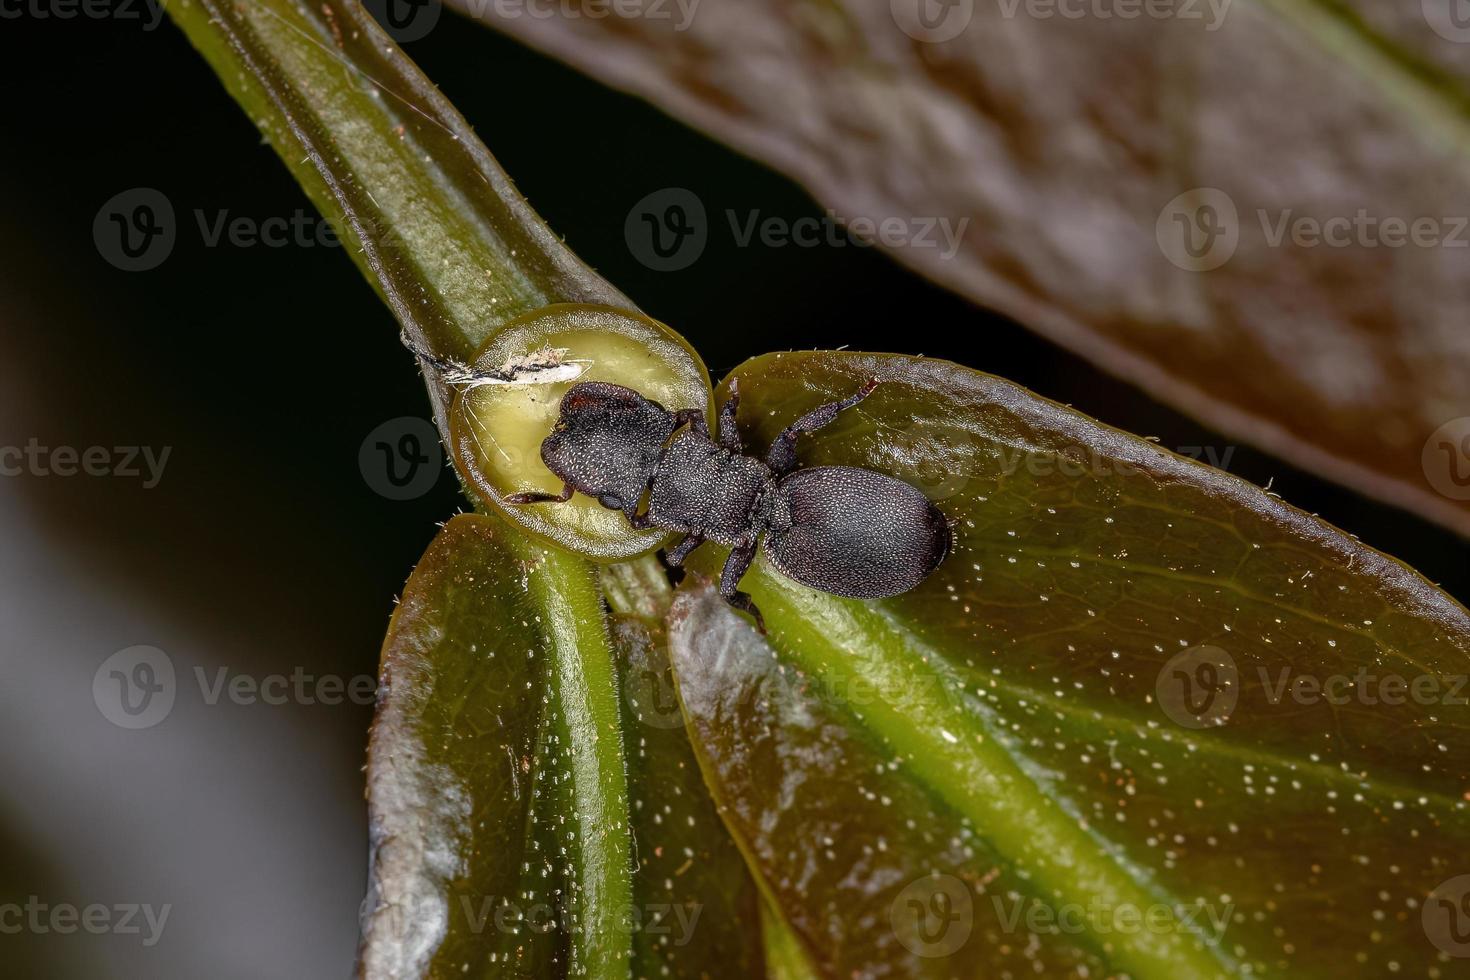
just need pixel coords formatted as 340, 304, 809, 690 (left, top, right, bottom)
598, 494, 624, 510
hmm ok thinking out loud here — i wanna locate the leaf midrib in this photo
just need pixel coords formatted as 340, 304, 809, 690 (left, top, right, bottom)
748, 566, 1242, 980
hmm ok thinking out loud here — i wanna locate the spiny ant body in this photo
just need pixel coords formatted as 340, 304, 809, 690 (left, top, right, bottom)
504, 378, 952, 629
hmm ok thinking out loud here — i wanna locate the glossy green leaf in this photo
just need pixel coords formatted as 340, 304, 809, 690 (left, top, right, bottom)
671, 350, 1470, 978
360, 515, 632, 977
360, 519, 762, 979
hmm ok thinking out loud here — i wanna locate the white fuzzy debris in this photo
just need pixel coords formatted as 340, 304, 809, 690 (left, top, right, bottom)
464, 347, 589, 388
423, 344, 591, 388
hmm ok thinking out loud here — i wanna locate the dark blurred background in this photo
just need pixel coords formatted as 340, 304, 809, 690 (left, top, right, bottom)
0, 6, 1465, 978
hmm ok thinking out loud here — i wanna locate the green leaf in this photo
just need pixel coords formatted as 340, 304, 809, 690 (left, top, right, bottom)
673, 350, 1470, 978
167, 4, 1470, 977
456, 1, 1470, 536
361, 516, 632, 977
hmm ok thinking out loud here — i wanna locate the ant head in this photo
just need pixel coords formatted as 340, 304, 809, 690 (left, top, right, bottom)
540, 382, 677, 510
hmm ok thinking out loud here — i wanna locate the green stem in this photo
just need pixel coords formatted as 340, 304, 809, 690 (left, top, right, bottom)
514, 534, 634, 977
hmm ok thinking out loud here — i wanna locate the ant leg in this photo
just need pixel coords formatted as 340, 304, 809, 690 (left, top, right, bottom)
672, 408, 711, 440
665, 531, 705, 567
719, 537, 765, 633
504, 483, 574, 505
765, 378, 879, 475
717, 379, 743, 452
